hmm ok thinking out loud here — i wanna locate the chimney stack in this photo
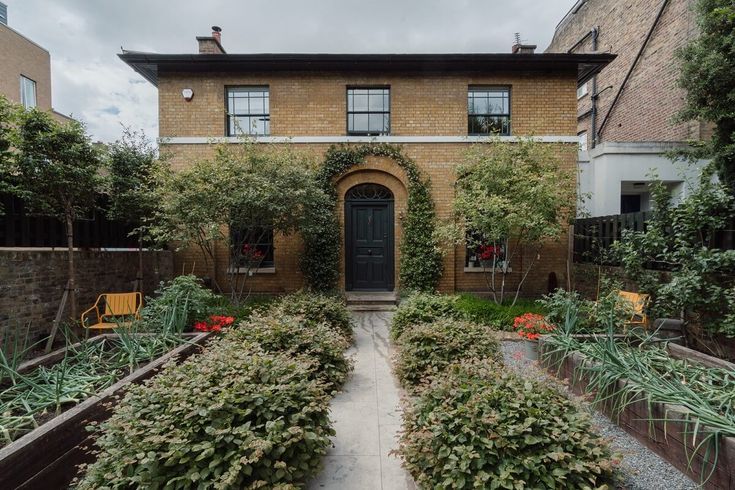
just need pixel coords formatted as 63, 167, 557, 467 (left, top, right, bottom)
511, 32, 536, 54
197, 26, 226, 54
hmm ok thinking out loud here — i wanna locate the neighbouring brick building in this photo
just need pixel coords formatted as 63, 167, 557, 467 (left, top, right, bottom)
120, 28, 612, 295
0, 2, 71, 122
547, 0, 709, 217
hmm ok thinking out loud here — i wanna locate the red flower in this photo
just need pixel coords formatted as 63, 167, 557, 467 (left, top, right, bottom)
512, 313, 555, 340
194, 314, 235, 333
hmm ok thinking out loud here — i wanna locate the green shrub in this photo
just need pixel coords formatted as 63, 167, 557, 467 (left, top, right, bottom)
207, 294, 276, 323
391, 293, 461, 339
394, 318, 502, 391
232, 310, 353, 392
399, 360, 614, 489
273, 291, 353, 341
76, 339, 333, 489
454, 293, 548, 331
142, 275, 219, 331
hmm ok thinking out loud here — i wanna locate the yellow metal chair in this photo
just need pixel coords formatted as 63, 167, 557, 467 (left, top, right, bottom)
81, 292, 142, 331
618, 291, 650, 329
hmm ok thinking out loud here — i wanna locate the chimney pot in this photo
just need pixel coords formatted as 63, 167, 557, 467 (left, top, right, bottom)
197, 26, 226, 54
212, 25, 222, 43
512, 43, 537, 54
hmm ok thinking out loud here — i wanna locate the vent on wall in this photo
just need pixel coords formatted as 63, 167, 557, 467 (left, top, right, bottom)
0, 2, 7, 25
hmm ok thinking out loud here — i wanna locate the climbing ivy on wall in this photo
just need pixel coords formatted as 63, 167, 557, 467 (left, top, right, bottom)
301, 144, 443, 292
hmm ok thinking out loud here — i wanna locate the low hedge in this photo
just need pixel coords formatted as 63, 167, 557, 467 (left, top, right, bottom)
75, 338, 333, 489
394, 318, 502, 391
399, 360, 615, 489
232, 310, 353, 392
273, 291, 353, 341
391, 293, 461, 339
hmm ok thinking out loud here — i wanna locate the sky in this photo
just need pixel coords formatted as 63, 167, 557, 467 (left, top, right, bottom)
4, 0, 574, 143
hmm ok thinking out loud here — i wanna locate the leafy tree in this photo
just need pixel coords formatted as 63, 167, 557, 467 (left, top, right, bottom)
0, 96, 20, 214
676, 0, 735, 189
0, 109, 103, 320
149, 140, 327, 305
611, 166, 735, 337
105, 128, 159, 294
450, 139, 576, 305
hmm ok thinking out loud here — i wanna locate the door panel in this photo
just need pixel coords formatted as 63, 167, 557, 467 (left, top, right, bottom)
346, 201, 394, 291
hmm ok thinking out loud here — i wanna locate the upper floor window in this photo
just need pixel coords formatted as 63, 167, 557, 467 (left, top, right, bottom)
468, 86, 510, 136
347, 87, 390, 135
20, 76, 36, 109
226, 86, 269, 136
578, 131, 588, 152
577, 82, 589, 99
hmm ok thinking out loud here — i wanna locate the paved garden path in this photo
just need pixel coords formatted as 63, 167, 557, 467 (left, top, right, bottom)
308, 310, 416, 490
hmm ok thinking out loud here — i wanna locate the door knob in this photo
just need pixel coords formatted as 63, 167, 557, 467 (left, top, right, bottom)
368, 249, 372, 255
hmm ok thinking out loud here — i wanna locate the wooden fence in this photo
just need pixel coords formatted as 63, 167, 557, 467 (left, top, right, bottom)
0, 194, 139, 249
573, 211, 735, 264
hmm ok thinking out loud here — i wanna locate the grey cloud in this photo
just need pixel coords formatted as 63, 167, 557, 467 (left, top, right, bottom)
4, 0, 574, 142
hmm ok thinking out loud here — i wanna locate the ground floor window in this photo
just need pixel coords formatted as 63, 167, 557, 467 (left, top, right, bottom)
465, 233, 507, 269
230, 226, 274, 270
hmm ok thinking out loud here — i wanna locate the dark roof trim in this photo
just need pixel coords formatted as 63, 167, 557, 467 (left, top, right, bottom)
119, 51, 615, 87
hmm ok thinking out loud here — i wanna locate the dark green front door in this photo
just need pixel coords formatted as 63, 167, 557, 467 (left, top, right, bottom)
345, 184, 394, 291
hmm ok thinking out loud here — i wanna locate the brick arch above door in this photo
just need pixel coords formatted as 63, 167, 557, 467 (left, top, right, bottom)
335, 168, 408, 291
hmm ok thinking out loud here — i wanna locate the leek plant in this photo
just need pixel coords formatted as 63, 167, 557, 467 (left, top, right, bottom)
544, 319, 735, 484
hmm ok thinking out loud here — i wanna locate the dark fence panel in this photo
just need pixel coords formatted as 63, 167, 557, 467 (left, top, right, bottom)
0, 194, 139, 249
574, 211, 735, 264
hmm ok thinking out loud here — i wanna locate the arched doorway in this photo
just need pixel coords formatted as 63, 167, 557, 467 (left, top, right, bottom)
345, 183, 395, 291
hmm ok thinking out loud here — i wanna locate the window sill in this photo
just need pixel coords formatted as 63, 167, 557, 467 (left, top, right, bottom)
231, 267, 276, 275
464, 267, 512, 273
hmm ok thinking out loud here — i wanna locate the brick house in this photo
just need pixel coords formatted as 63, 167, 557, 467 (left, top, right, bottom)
0, 2, 71, 122
120, 28, 612, 295
547, 0, 709, 217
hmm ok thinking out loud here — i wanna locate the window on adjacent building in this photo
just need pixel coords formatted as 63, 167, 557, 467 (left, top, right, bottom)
230, 226, 275, 270
578, 131, 588, 152
577, 82, 589, 99
347, 87, 390, 135
226, 86, 270, 136
20, 76, 36, 109
468, 86, 510, 135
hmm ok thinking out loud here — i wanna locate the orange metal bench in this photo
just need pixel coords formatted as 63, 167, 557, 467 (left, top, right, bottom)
81, 292, 142, 331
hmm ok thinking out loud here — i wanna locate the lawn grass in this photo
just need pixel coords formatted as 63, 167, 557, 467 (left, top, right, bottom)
454, 293, 548, 331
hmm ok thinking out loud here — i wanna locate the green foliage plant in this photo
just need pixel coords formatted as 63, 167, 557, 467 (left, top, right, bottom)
301, 144, 443, 292
450, 138, 577, 306
148, 139, 327, 304
676, 0, 735, 189
398, 359, 614, 489
105, 128, 160, 295
141, 275, 219, 332
394, 318, 502, 392
611, 167, 735, 336
390, 293, 461, 339
270, 290, 353, 341
75, 341, 333, 489
454, 293, 548, 331
231, 310, 352, 392
0, 108, 103, 320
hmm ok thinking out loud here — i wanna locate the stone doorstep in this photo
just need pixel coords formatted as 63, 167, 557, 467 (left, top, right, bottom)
345, 291, 398, 306
347, 304, 397, 312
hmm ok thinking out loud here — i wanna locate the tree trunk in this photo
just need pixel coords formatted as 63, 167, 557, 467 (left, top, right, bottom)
64, 207, 77, 322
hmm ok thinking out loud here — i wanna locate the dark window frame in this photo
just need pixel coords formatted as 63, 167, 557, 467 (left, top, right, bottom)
230, 226, 275, 269
464, 231, 507, 269
225, 85, 270, 137
468, 86, 511, 136
346, 86, 391, 136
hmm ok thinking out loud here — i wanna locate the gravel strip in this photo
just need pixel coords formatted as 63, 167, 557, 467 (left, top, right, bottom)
500, 341, 699, 490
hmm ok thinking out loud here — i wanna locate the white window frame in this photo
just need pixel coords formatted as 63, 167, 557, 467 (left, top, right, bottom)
20, 76, 37, 109
577, 82, 589, 99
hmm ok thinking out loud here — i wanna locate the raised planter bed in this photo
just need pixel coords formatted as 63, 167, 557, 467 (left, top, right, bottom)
0, 332, 210, 489
539, 336, 735, 490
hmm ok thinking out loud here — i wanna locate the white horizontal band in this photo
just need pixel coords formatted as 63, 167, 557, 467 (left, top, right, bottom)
159, 135, 580, 145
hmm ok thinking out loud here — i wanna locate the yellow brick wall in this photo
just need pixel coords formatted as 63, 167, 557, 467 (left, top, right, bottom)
159, 70, 578, 297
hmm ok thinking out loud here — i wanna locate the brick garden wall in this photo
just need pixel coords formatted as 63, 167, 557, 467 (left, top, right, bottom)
158, 69, 579, 297
0, 250, 173, 344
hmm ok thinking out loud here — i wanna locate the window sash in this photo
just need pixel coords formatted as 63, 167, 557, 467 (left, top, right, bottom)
465, 233, 507, 269
230, 226, 274, 268
226, 87, 270, 136
467, 87, 510, 136
20, 76, 36, 109
347, 87, 390, 135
